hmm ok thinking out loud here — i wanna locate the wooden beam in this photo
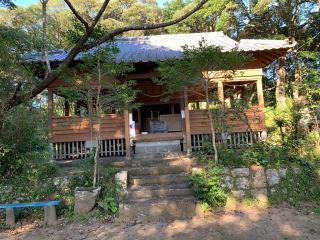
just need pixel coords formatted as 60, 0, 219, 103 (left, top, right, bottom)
184, 89, 192, 154
124, 109, 131, 160
256, 77, 265, 108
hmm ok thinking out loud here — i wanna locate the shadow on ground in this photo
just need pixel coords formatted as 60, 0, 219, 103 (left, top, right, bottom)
1, 200, 320, 240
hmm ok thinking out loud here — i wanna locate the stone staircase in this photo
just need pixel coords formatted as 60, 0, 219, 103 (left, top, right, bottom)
118, 153, 198, 221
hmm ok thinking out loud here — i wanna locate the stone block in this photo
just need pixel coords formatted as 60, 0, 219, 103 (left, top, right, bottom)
235, 177, 250, 189
231, 168, 250, 177
279, 168, 288, 178
250, 165, 267, 188
231, 190, 245, 199
115, 171, 128, 192
293, 167, 301, 175
221, 175, 233, 190
222, 167, 230, 175
266, 169, 280, 186
74, 186, 101, 214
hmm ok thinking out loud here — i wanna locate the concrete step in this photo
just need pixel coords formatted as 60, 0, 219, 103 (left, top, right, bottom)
126, 165, 190, 176
130, 173, 189, 186
129, 187, 193, 199
130, 182, 191, 191
119, 197, 197, 221
135, 140, 182, 154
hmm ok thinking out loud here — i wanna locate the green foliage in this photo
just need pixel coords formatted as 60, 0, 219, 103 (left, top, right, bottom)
269, 165, 320, 206
0, 103, 47, 178
97, 197, 118, 214
70, 161, 120, 215
156, 40, 251, 97
188, 167, 227, 209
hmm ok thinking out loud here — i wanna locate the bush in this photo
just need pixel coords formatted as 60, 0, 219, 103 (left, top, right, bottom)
269, 164, 320, 205
188, 167, 227, 210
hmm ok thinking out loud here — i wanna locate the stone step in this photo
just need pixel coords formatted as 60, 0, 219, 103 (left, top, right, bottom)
126, 165, 190, 176
133, 152, 186, 160
130, 173, 189, 186
129, 187, 193, 199
110, 158, 194, 168
130, 182, 191, 191
135, 140, 182, 154
119, 197, 197, 221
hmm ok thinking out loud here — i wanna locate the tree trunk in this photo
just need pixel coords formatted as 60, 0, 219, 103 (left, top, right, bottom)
0, 112, 4, 134
276, 56, 286, 107
204, 78, 218, 164
41, 0, 51, 77
292, 52, 301, 101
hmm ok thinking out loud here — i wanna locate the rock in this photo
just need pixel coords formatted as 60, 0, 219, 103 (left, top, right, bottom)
222, 168, 230, 175
266, 169, 280, 186
221, 175, 233, 190
74, 186, 101, 214
250, 165, 267, 188
115, 171, 128, 192
236, 177, 250, 190
0, 185, 13, 194
231, 168, 250, 177
53, 177, 71, 191
293, 167, 301, 175
279, 168, 288, 178
231, 190, 245, 199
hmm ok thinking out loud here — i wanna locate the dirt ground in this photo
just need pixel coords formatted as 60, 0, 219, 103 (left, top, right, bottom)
1, 201, 320, 240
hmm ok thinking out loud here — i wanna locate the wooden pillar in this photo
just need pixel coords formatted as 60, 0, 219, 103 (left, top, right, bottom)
44, 205, 57, 226
124, 109, 131, 160
137, 109, 142, 133
256, 77, 265, 108
184, 89, 192, 154
6, 208, 15, 226
64, 100, 70, 116
256, 77, 267, 140
217, 81, 224, 108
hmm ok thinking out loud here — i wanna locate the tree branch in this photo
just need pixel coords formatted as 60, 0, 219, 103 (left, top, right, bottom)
64, 0, 89, 30
91, 0, 111, 28
84, 0, 208, 50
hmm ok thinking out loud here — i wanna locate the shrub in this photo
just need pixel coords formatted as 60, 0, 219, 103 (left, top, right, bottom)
188, 167, 227, 210
269, 164, 320, 205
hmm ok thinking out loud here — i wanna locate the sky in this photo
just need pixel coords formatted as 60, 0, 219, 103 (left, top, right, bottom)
15, 0, 167, 7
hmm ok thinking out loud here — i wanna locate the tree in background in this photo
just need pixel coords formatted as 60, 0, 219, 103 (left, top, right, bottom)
156, 40, 249, 163
162, 0, 238, 35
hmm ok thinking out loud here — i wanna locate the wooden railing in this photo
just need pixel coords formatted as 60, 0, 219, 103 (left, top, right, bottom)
52, 138, 126, 160
191, 131, 263, 151
49, 114, 125, 143
189, 105, 266, 134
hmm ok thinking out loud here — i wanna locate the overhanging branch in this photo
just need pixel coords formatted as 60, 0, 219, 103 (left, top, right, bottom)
84, 0, 208, 50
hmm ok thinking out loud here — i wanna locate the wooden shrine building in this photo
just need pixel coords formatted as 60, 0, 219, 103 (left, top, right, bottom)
42, 32, 295, 161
